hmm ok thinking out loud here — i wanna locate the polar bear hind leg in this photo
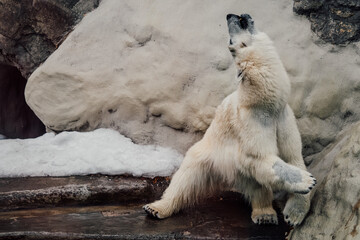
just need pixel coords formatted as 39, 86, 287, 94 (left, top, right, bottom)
143, 143, 217, 219
238, 180, 278, 225
251, 190, 278, 225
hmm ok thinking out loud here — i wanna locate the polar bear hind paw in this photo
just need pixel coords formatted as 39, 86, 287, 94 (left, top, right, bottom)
143, 204, 161, 219
284, 212, 305, 227
283, 195, 310, 226
251, 208, 278, 225
253, 214, 278, 225
143, 203, 170, 219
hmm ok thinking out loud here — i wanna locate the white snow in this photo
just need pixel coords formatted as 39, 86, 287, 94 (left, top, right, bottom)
0, 134, 6, 140
0, 128, 183, 178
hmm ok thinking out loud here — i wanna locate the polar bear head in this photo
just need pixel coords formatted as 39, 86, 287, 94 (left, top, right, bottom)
226, 13, 290, 110
226, 13, 256, 56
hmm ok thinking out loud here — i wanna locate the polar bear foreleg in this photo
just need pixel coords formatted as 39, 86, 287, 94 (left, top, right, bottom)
277, 105, 313, 226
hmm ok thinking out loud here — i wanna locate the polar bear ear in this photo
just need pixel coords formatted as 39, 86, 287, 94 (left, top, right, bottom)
240, 14, 256, 35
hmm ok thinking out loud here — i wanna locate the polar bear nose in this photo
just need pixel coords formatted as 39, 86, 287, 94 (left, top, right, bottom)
226, 14, 239, 21
227, 13, 248, 31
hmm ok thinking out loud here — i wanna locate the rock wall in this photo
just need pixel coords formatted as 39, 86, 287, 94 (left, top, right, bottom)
293, 0, 360, 44
0, 0, 100, 78
24, 0, 360, 239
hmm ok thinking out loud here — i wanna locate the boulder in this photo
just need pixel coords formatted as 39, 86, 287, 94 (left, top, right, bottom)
289, 122, 360, 239
0, 0, 100, 138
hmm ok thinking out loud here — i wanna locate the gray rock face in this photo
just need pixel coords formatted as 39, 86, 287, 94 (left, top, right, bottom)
0, 0, 100, 78
293, 0, 360, 44
290, 122, 360, 239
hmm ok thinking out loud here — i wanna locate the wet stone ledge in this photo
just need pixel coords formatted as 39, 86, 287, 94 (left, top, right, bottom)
0, 191, 289, 240
0, 175, 169, 210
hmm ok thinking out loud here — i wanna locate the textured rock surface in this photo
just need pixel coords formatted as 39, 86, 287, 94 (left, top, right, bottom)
290, 122, 360, 239
0, 0, 100, 78
293, 0, 360, 44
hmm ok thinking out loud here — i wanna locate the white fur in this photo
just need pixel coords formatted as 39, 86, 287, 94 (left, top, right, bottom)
144, 29, 315, 226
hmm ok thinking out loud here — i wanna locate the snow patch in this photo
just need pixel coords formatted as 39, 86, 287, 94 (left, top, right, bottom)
0, 129, 183, 178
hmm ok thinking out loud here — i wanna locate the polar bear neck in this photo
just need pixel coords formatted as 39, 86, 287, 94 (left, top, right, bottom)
235, 32, 290, 112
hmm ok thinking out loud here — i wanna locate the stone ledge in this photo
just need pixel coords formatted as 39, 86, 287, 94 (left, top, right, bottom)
0, 192, 289, 240
0, 175, 168, 210
0, 231, 183, 240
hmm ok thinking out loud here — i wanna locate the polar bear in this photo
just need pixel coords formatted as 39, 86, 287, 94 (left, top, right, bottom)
144, 13, 316, 226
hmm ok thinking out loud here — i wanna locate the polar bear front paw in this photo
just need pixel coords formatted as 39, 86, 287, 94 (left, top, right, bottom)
287, 171, 316, 194
273, 160, 316, 194
251, 207, 278, 225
